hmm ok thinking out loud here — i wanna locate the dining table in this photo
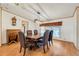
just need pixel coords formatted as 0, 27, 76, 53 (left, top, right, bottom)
26, 34, 43, 50
26, 34, 43, 41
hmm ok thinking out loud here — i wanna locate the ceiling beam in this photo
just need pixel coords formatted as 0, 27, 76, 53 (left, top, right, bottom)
40, 21, 62, 26
36, 3, 49, 19
1, 8, 34, 22
27, 4, 47, 21
14, 3, 44, 22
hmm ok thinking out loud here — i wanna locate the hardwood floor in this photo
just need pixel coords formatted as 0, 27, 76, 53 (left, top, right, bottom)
0, 39, 79, 56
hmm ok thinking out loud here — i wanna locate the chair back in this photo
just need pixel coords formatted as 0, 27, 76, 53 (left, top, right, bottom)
49, 30, 53, 41
18, 31, 26, 48
43, 30, 50, 45
27, 30, 32, 36
34, 30, 38, 35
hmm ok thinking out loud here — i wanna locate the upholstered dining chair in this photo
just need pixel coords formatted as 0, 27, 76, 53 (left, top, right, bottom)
27, 30, 32, 36
34, 30, 38, 35
48, 30, 53, 46
37, 30, 50, 53
18, 31, 32, 56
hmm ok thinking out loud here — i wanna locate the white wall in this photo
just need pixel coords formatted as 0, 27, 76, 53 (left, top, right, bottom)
0, 8, 2, 46
61, 17, 76, 45
40, 12, 77, 46
2, 10, 38, 44
76, 8, 79, 48
28, 21, 40, 34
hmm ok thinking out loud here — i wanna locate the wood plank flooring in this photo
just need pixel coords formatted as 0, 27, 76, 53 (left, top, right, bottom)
0, 39, 79, 56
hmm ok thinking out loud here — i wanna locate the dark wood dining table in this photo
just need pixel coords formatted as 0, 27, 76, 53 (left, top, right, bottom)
26, 35, 43, 49
26, 35, 43, 41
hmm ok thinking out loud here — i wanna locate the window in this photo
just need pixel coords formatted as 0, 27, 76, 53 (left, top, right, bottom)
51, 26, 61, 38
40, 27, 45, 36
40, 26, 61, 38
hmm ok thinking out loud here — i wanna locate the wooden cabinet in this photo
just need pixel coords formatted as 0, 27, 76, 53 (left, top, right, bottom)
6, 29, 21, 44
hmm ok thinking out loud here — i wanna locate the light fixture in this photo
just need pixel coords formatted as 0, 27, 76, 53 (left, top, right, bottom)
12, 16, 17, 26
15, 3, 19, 6
34, 11, 41, 23
37, 11, 40, 14
34, 19, 38, 23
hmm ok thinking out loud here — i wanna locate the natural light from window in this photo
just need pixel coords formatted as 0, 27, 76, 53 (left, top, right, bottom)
40, 26, 61, 38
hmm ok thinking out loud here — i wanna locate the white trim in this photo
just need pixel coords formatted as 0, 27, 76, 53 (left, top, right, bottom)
0, 8, 2, 46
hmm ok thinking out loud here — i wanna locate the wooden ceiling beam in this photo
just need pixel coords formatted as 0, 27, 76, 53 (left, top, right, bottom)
40, 21, 62, 26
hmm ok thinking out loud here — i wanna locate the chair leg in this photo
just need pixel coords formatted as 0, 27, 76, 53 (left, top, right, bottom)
49, 41, 51, 46
43, 45, 46, 53
47, 43, 49, 50
19, 46, 22, 53
23, 48, 26, 56
51, 40, 53, 45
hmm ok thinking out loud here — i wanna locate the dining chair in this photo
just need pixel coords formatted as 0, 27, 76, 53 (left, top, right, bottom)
18, 31, 32, 56
48, 30, 53, 46
27, 30, 32, 36
37, 30, 50, 53
34, 30, 38, 35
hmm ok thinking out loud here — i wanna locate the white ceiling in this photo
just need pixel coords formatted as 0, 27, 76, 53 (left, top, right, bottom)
0, 3, 79, 22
